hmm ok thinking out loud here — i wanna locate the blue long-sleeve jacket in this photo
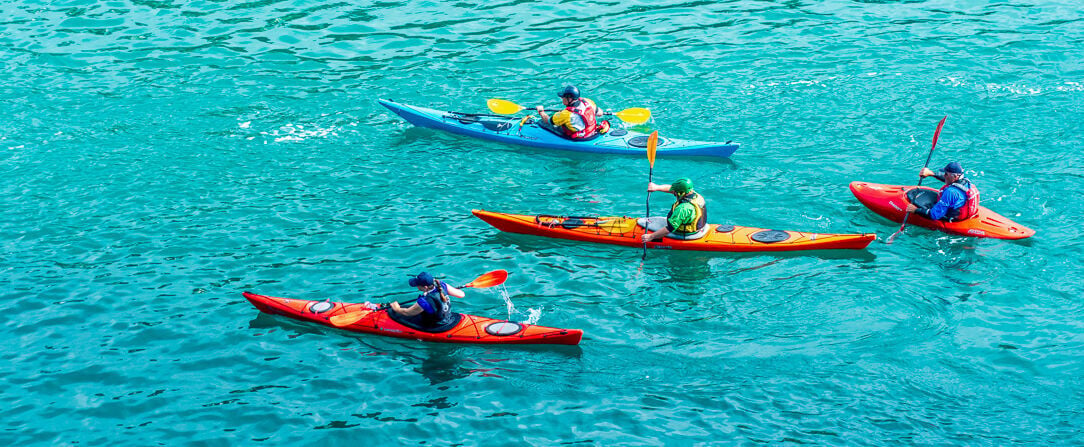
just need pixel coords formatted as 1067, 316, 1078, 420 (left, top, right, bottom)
920, 186, 967, 221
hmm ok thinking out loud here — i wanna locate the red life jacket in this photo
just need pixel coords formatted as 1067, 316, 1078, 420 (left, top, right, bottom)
563, 98, 598, 140
940, 178, 980, 220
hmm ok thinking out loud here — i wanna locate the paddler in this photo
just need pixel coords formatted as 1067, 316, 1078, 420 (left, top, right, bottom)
904, 161, 980, 222
388, 272, 465, 328
535, 85, 609, 140
641, 178, 709, 242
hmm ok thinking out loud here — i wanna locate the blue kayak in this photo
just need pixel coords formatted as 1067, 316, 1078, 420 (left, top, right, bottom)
378, 99, 739, 158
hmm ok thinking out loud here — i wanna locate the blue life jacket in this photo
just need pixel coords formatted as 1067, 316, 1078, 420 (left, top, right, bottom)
414, 282, 452, 326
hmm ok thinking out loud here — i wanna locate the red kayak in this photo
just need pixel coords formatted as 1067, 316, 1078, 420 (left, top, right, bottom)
243, 292, 583, 345
849, 181, 1035, 240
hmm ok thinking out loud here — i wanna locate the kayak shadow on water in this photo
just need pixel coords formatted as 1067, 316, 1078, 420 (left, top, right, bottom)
409, 344, 584, 386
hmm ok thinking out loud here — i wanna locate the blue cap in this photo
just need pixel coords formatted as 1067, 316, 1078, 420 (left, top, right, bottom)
408, 272, 434, 287
944, 162, 963, 174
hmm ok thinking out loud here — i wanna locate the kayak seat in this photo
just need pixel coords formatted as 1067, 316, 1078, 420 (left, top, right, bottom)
637, 217, 709, 240
386, 310, 463, 333
906, 188, 939, 209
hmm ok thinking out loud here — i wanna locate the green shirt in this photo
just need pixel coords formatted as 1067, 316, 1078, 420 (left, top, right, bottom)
667, 202, 697, 231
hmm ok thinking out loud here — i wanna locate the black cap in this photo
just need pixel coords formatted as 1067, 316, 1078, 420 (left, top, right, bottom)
559, 85, 580, 99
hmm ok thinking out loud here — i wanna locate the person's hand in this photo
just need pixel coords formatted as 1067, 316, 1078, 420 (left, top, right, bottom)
647, 182, 659, 192
641, 233, 654, 243
905, 203, 917, 213
535, 106, 544, 113
919, 167, 935, 178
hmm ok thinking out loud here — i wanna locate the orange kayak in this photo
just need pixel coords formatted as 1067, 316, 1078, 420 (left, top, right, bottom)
472, 209, 875, 252
244, 292, 583, 345
849, 181, 1035, 240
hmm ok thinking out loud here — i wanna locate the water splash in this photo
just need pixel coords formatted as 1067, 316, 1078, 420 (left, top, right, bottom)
497, 284, 542, 324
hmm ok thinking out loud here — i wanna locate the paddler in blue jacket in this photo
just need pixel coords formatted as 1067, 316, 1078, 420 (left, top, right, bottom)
535, 85, 609, 140
388, 272, 465, 328
905, 162, 981, 222
641, 178, 709, 242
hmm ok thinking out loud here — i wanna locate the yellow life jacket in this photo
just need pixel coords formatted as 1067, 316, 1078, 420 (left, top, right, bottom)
667, 191, 707, 235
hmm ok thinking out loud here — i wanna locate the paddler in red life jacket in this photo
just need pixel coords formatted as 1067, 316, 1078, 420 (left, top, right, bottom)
641, 178, 709, 242
904, 161, 981, 222
388, 272, 465, 328
535, 85, 609, 140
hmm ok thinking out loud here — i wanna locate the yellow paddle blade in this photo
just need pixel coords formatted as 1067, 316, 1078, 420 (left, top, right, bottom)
487, 99, 525, 115
647, 131, 659, 167
329, 310, 369, 327
461, 269, 508, 288
614, 107, 651, 124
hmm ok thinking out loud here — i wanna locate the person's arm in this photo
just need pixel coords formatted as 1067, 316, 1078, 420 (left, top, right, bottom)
920, 167, 945, 182
647, 182, 671, 193
536, 106, 551, 124
444, 283, 465, 299
389, 301, 424, 316
641, 227, 670, 242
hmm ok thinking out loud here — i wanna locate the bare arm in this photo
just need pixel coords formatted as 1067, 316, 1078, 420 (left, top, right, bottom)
445, 284, 465, 298
642, 226, 671, 243
389, 301, 424, 317
536, 106, 551, 123
647, 182, 672, 193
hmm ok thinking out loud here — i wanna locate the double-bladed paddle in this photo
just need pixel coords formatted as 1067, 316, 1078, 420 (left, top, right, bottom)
486, 99, 652, 125
328, 269, 509, 327
887, 115, 948, 244
643, 131, 659, 260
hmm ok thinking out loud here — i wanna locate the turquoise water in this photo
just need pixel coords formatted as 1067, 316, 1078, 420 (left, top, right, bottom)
3, 0, 1082, 444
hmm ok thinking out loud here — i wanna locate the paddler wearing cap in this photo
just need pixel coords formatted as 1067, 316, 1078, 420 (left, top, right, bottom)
905, 161, 981, 222
535, 85, 609, 140
641, 178, 709, 242
388, 272, 465, 328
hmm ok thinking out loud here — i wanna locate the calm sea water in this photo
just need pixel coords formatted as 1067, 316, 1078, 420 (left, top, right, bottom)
3, 0, 1082, 445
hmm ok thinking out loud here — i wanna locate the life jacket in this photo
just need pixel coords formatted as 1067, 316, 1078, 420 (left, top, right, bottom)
667, 191, 707, 235
940, 177, 980, 221
562, 98, 598, 140
415, 281, 452, 326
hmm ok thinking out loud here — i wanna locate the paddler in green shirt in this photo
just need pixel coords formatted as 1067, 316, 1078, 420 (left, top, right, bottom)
641, 178, 709, 242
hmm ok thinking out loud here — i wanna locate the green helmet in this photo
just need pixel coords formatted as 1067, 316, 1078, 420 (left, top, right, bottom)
671, 178, 694, 194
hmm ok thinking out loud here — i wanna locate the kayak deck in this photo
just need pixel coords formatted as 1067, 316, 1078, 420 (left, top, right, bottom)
378, 98, 739, 158
849, 181, 1035, 240
472, 209, 875, 252
244, 292, 583, 345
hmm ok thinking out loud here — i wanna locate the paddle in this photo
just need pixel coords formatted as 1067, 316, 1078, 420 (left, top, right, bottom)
887, 115, 948, 244
643, 131, 659, 260
328, 270, 509, 327
486, 99, 652, 125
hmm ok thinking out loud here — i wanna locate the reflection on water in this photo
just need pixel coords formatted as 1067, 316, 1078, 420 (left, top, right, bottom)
414, 345, 472, 387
